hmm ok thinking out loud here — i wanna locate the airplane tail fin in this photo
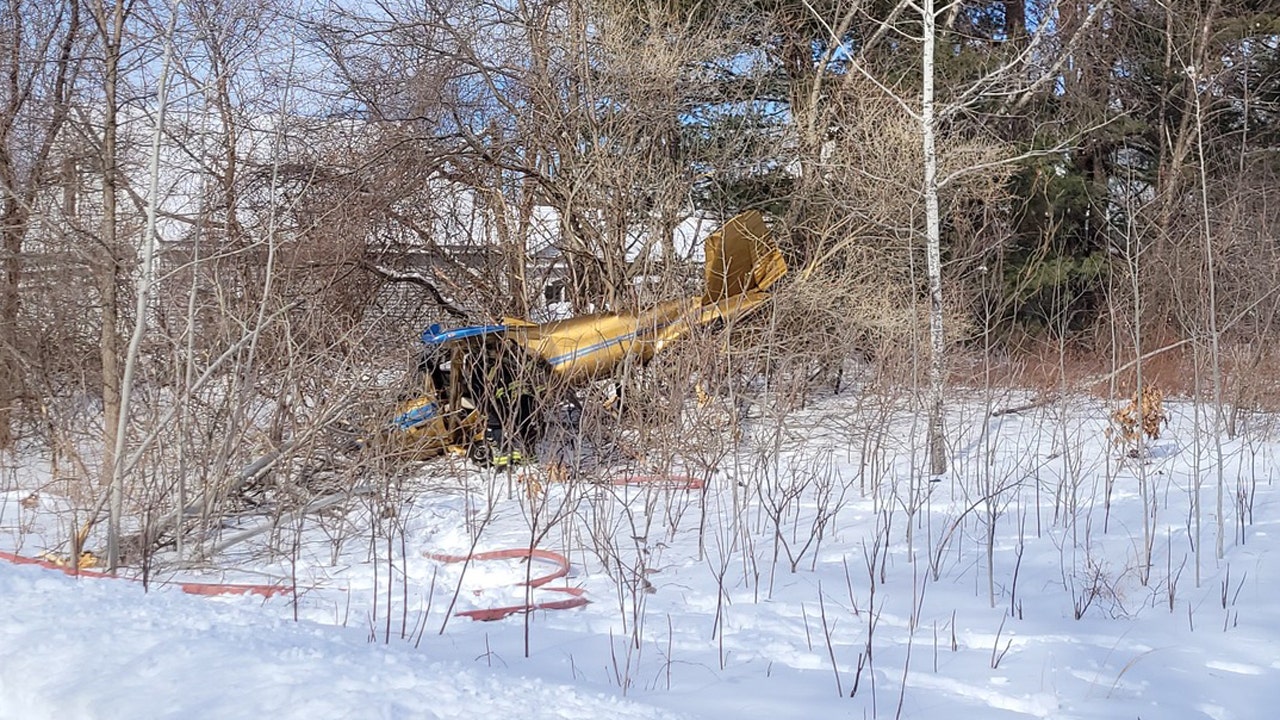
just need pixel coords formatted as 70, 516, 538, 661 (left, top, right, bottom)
700, 210, 787, 306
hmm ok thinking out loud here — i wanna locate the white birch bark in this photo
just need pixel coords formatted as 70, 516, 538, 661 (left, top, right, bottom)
922, 0, 947, 476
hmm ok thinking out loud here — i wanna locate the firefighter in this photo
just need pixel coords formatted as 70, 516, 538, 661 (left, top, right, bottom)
467, 340, 545, 467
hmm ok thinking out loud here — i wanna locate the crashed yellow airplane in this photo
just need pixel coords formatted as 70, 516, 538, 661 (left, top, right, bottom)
386, 210, 786, 464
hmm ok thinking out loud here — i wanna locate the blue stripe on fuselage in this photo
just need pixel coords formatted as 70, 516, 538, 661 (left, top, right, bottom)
545, 331, 638, 367
421, 314, 689, 370
545, 316, 686, 367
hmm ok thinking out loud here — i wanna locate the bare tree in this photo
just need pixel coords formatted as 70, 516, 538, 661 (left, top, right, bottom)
0, 0, 83, 448
86, 0, 130, 569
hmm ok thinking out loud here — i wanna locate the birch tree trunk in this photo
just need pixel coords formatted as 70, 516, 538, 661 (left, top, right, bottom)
922, 0, 947, 476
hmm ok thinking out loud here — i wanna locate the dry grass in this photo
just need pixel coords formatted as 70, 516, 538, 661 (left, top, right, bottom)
1108, 386, 1169, 450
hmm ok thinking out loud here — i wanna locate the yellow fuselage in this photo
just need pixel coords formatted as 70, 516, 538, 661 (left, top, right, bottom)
386, 210, 787, 459
511, 209, 786, 382
510, 291, 773, 384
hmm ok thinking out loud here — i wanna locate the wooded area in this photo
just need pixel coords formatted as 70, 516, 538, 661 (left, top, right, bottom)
1, 0, 1277, 568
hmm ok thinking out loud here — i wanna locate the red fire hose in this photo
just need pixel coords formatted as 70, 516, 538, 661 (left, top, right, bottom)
0, 550, 290, 598
424, 547, 588, 621
427, 471, 703, 621
3, 474, 700, 613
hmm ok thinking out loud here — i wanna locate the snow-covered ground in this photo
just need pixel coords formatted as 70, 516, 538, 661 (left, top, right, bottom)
2, 391, 1279, 719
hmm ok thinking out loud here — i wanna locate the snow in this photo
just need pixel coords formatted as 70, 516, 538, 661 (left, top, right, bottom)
0, 562, 680, 720
3, 392, 1280, 719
